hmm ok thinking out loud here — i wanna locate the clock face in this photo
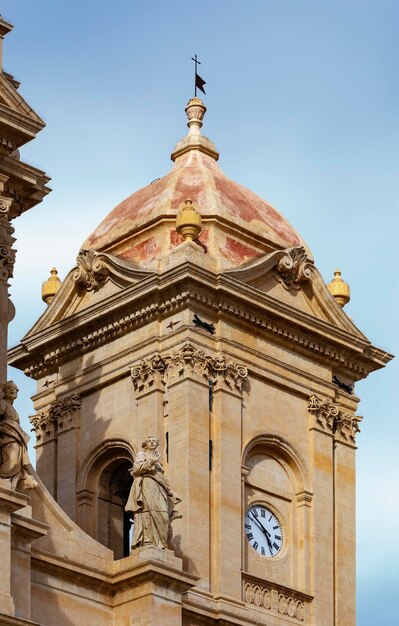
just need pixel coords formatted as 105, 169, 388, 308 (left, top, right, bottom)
244, 505, 283, 557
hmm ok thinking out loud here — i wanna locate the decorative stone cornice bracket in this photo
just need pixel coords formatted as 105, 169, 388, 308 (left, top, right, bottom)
275, 246, 313, 290
30, 393, 81, 442
131, 342, 248, 397
73, 249, 109, 293
308, 394, 362, 444
226, 245, 313, 292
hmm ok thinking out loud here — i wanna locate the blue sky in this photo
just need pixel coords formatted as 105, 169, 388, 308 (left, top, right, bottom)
2, 2, 398, 623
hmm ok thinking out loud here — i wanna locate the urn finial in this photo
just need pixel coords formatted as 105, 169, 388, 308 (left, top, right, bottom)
327, 269, 350, 308
176, 198, 202, 242
185, 97, 207, 136
42, 267, 62, 305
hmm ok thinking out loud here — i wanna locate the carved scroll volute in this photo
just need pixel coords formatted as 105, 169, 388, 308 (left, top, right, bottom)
73, 249, 109, 293
276, 246, 313, 290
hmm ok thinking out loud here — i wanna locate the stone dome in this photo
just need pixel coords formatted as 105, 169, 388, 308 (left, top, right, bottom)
83, 98, 308, 268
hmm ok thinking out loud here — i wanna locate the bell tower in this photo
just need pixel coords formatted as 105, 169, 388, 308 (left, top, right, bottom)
9, 98, 392, 625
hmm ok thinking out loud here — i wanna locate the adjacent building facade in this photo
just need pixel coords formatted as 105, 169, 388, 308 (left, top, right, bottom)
0, 17, 393, 626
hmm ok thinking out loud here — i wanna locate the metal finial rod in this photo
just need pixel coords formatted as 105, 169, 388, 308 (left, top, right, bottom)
191, 54, 201, 97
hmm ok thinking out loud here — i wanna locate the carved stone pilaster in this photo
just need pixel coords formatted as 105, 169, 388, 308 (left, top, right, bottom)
73, 249, 109, 292
308, 394, 361, 444
30, 394, 81, 442
0, 211, 15, 285
130, 342, 248, 396
275, 246, 313, 290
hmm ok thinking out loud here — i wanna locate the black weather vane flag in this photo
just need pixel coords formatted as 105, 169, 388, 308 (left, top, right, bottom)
191, 54, 206, 96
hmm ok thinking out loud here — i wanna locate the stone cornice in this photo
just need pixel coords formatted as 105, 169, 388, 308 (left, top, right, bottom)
308, 394, 362, 444
0, 100, 45, 145
8, 261, 392, 380
1, 155, 51, 218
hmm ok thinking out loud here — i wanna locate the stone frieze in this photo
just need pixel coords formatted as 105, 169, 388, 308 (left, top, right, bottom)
243, 575, 309, 622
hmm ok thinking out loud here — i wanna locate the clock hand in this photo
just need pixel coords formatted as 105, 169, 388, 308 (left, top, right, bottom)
249, 512, 271, 537
248, 512, 274, 555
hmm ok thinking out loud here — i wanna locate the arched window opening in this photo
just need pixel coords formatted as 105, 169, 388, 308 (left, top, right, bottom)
97, 459, 133, 559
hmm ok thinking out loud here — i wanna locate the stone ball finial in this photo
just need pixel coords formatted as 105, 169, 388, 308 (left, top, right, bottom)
176, 198, 202, 242
185, 97, 206, 135
327, 269, 350, 308
42, 267, 62, 305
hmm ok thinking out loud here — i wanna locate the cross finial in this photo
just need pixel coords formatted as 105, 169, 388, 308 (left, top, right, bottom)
191, 54, 206, 97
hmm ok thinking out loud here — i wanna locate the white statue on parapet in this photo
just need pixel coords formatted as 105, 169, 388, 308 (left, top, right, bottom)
125, 436, 181, 550
0, 381, 36, 490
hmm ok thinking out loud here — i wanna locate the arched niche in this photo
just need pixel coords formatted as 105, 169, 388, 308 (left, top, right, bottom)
76, 439, 136, 559
242, 434, 312, 591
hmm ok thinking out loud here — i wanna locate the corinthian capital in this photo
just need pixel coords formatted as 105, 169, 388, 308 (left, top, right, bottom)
308, 394, 361, 443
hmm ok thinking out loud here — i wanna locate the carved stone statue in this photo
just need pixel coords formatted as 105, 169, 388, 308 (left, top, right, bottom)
125, 436, 181, 550
0, 381, 34, 490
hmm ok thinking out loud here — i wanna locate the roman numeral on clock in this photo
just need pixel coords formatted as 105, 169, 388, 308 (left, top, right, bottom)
253, 541, 259, 550
246, 533, 254, 541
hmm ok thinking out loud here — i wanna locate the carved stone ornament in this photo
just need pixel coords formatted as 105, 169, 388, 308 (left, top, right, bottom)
308, 394, 361, 443
131, 355, 167, 394
131, 342, 248, 396
0, 214, 16, 285
30, 393, 81, 442
275, 246, 313, 290
243, 576, 307, 622
73, 249, 109, 292
0, 196, 13, 216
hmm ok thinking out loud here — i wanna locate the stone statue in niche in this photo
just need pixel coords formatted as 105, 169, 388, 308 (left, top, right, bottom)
125, 436, 181, 550
0, 381, 35, 490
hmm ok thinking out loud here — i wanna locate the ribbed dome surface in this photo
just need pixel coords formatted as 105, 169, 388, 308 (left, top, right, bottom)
85, 150, 302, 253
83, 98, 306, 267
